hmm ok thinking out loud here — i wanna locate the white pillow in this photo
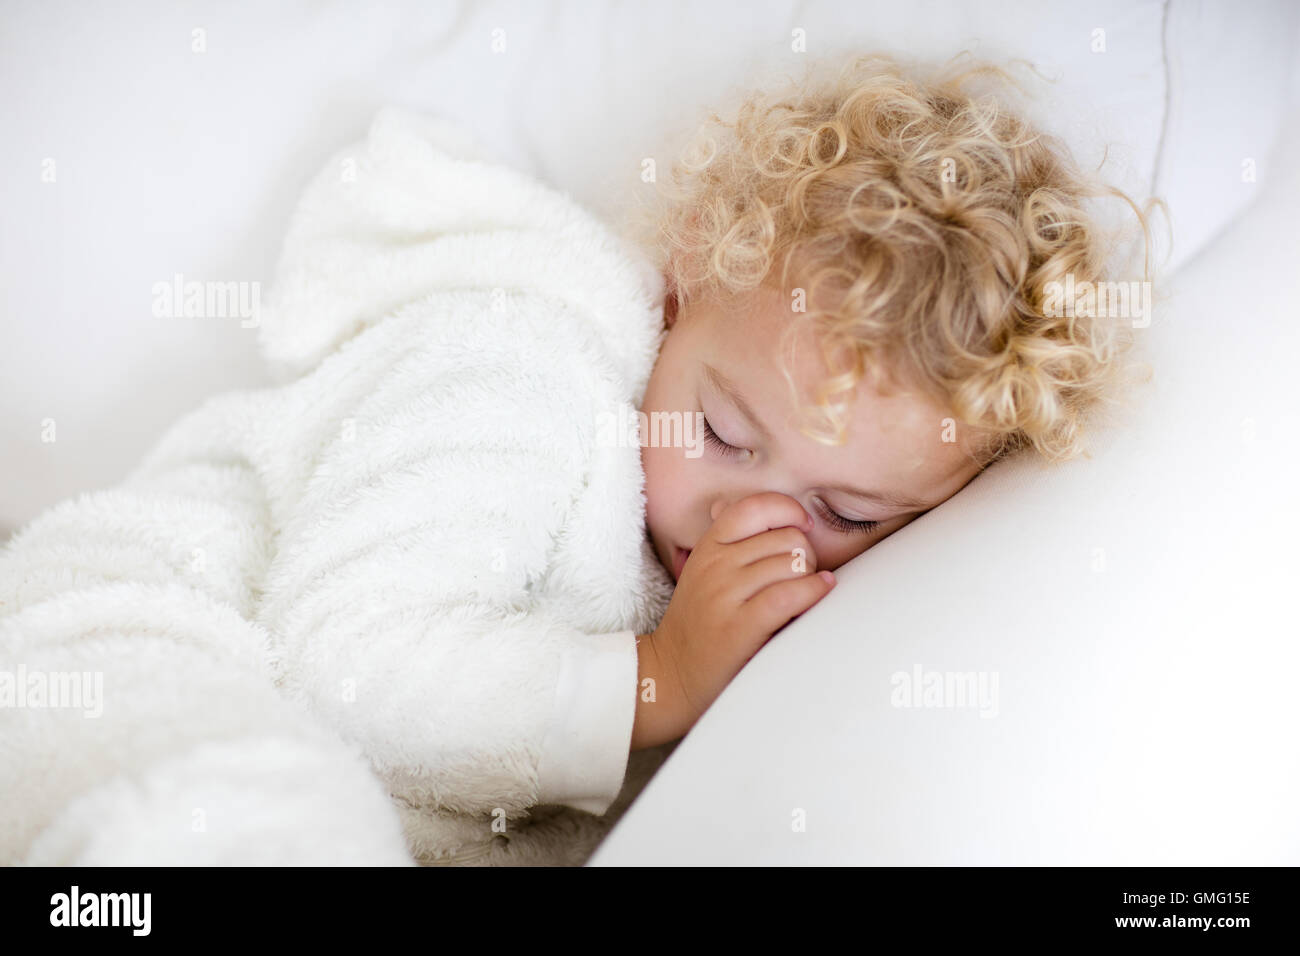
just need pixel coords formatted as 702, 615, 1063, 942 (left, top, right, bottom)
1152, 0, 1300, 275
507, 0, 1169, 278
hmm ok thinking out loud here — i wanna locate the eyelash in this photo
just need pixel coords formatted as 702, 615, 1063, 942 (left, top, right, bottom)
814, 499, 881, 535
700, 416, 881, 535
701, 415, 745, 458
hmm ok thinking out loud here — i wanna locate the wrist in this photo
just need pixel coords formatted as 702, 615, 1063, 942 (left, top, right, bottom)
631, 631, 686, 751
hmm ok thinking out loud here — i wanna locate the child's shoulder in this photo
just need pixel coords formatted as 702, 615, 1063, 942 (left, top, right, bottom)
257, 106, 664, 391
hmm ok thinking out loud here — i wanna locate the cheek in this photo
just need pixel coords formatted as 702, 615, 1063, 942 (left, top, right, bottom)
807, 526, 881, 572
642, 444, 690, 531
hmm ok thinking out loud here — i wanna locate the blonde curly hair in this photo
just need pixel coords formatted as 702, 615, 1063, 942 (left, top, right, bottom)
619, 52, 1159, 467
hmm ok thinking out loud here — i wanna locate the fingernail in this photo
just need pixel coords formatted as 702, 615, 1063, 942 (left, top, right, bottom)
819, 570, 835, 585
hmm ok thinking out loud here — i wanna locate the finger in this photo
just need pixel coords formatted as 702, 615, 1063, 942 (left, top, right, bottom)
728, 526, 818, 573
741, 569, 836, 633
728, 552, 821, 603
707, 492, 813, 546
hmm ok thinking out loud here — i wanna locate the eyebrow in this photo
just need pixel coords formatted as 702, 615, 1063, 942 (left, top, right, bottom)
824, 483, 932, 512
701, 361, 933, 513
702, 362, 774, 443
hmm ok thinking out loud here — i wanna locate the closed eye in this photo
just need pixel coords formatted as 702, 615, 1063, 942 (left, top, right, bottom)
812, 498, 880, 535
701, 415, 747, 458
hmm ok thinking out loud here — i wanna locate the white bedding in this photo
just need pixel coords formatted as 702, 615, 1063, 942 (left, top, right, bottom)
3, 0, 1297, 867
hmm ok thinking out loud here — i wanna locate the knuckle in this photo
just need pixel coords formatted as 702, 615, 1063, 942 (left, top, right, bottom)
773, 526, 806, 552
747, 491, 798, 521
772, 493, 806, 524
773, 551, 806, 579
772, 525, 800, 548
753, 579, 797, 618
779, 530, 816, 569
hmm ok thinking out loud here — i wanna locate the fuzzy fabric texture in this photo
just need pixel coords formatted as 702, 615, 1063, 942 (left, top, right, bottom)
0, 106, 678, 865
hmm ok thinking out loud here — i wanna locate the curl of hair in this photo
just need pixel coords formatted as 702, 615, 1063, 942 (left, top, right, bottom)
618, 52, 1164, 467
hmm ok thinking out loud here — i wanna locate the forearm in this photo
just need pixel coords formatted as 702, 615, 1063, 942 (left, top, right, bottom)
631, 632, 692, 752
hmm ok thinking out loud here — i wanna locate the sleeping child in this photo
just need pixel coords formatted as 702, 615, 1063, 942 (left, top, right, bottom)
0, 53, 1151, 865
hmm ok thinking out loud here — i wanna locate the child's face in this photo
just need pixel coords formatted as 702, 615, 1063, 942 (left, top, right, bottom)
641, 282, 987, 582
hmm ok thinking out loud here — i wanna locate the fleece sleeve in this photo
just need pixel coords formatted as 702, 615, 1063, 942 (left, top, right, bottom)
249, 106, 662, 821
0, 390, 416, 865
252, 309, 644, 818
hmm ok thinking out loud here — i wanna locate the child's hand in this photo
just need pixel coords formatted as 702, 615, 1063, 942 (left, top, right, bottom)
631, 492, 836, 750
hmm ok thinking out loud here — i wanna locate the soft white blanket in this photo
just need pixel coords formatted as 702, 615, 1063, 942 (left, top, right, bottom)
0, 106, 678, 865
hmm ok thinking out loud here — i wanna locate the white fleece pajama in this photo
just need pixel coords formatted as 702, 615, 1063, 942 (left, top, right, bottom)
0, 106, 678, 866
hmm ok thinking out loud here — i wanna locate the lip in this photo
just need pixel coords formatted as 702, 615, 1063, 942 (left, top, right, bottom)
672, 546, 692, 581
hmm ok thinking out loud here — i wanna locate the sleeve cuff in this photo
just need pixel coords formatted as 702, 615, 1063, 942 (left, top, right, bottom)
536, 629, 640, 815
